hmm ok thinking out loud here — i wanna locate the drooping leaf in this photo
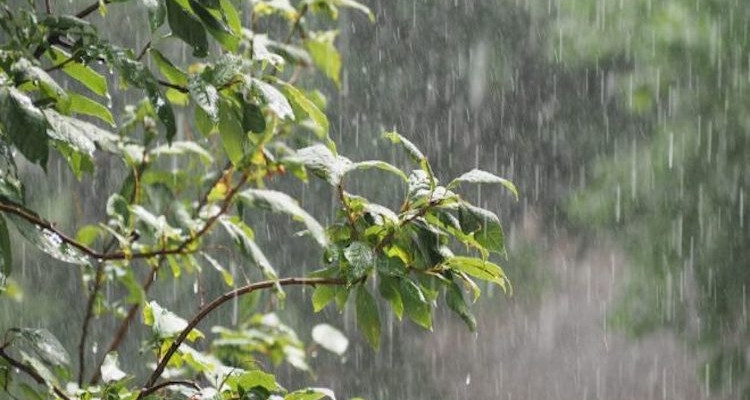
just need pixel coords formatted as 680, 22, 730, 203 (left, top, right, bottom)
446, 280, 477, 331
444, 256, 508, 292
448, 168, 519, 200
304, 31, 341, 87
355, 285, 380, 350
165, 0, 209, 57
10, 58, 67, 104
149, 48, 189, 86
0, 87, 49, 167
47, 48, 108, 97
219, 0, 241, 34
311, 324, 348, 355
218, 98, 247, 164
278, 81, 329, 138
399, 279, 432, 330
67, 93, 115, 126
242, 102, 266, 133
202, 252, 234, 287
237, 189, 328, 247
188, 0, 239, 51
218, 216, 279, 281
378, 275, 403, 320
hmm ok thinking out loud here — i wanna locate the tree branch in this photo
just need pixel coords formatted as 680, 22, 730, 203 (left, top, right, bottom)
77, 261, 105, 386
0, 349, 71, 400
138, 379, 200, 398
137, 276, 347, 399
75, 0, 111, 19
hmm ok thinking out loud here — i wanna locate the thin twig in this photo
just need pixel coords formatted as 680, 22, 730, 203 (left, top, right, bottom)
138, 379, 200, 398
137, 276, 348, 399
136, 40, 151, 61
75, 0, 111, 19
44, 0, 51, 14
0, 349, 71, 400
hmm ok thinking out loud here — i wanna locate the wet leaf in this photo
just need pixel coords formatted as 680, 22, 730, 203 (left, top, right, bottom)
444, 256, 508, 292
305, 31, 341, 87
448, 168, 519, 200
355, 286, 380, 350
10, 328, 70, 367
446, 281, 477, 331
279, 81, 329, 138
399, 279, 432, 330
0, 87, 49, 167
48, 48, 108, 97
251, 78, 294, 120
165, 0, 208, 57
286, 388, 336, 400
238, 189, 328, 247
67, 93, 115, 126
149, 49, 189, 86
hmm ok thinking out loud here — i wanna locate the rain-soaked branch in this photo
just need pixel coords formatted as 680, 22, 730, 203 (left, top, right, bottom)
77, 262, 105, 386
139, 380, 201, 397
0, 349, 71, 400
137, 276, 349, 399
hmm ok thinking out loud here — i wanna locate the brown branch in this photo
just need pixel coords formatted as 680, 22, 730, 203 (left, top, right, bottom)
0, 349, 71, 400
137, 276, 348, 398
138, 379, 200, 398
157, 79, 189, 93
75, 0, 111, 19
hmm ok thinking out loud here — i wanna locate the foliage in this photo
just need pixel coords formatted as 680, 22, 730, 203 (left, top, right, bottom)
550, 0, 750, 396
0, 0, 516, 399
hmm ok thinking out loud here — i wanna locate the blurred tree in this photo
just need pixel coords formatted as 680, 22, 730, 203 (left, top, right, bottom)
553, 0, 750, 396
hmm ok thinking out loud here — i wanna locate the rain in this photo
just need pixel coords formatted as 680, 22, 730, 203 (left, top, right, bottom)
0, 0, 747, 399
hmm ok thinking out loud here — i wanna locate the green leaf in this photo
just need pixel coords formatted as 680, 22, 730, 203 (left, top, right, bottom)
146, 84, 177, 142
286, 388, 336, 400
399, 279, 432, 330
238, 189, 328, 247
279, 81, 329, 138
48, 48, 108, 97
448, 168, 519, 200
165, 0, 209, 57
0, 217, 11, 290
304, 31, 341, 87
378, 275, 403, 320
218, 98, 247, 164
446, 280, 477, 331
189, 76, 219, 121
383, 131, 425, 163
312, 285, 337, 312
250, 78, 294, 120
444, 256, 508, 292
344, 241, 374, 278
5, 214, 90, 265
311, 324, 349, 355
350, 160, 408, 182
228, 370, 280, 392
188, 0, 239, 51
0, 87, 49, 167
458, 203, 505, 255
67, 93, 115, 126
75, 225, 101, 246
219, 0, 241, 34
242, 102, 266, 133
10, 328, 70, 367
149, 49, 189, 86
355, 285, 380, 350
